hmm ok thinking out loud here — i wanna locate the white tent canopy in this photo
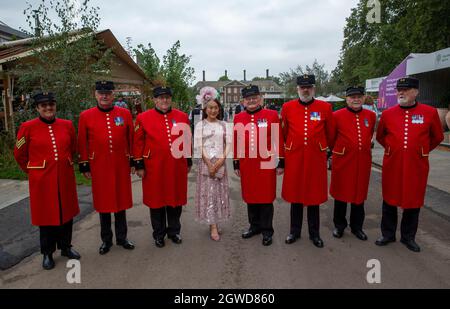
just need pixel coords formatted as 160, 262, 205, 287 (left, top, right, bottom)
315, 96, 328, 101
324, 95, 345, 102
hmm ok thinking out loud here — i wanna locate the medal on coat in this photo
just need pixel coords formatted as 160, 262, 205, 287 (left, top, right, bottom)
257, 118, 268, 128
412, 114, 424, 124
310, 112, 321, 121
172, 119, 177, 126
364, 118, 369, 127
114, 116, 124, 126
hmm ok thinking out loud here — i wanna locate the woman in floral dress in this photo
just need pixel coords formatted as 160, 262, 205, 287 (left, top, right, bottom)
194, 87, 231, 241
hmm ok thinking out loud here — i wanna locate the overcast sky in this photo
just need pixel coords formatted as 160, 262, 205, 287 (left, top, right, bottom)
1, 0, 359, 83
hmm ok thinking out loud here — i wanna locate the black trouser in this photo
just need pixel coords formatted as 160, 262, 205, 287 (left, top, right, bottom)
150, 206, 182, 240
247, 203, 274, 237
99, 210, 128, 244
290, 204, 320, 238
333, 200, 365, 232
380, 201, 420, 241
39, 220, 73, 255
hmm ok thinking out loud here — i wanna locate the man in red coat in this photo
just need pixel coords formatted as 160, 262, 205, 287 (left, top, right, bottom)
281, 75, 334, 248
233, 85, 284, 246
134, 87, 192, 248
78, 81, 135, 255
375, 77, 444, 252
14, 92, 80, 270
330, 86, 376, 241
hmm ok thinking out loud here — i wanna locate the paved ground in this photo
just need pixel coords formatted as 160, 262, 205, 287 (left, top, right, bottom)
1, 163, 449, 289
0, 185, 94, 270
0, 180, 29, 211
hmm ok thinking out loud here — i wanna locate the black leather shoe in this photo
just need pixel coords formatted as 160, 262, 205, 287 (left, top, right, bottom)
168, 234, 182, 244
262, 236, 273, 246
117, 239, 135, 250
42, 254, 55, 270
351, 230, 368, 241
61, 247, 81, 259
285, 234, 299, 244
155, 238, 165, 248
375, 236, 396, 246
99, 242, 112, 255
400, 239, 421, 252
310, 236, 324, 248
332, 228, 344, 238
242, 229, 261, 239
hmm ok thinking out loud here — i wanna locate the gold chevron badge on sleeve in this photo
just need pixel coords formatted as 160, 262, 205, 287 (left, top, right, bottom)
16, 137, 26, 149
134, 124, 140, 132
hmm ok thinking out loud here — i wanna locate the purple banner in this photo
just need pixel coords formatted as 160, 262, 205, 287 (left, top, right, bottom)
378, 55, 414, 109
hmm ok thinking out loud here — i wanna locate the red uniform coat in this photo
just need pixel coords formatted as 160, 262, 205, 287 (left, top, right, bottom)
133, 108, 190, 209
376, 103, 443, 209
77, 106, 133, 213
281, 99, 334, 206
14, 118, 79, 226
233, 107, 284, 204
330, 108, 376, 204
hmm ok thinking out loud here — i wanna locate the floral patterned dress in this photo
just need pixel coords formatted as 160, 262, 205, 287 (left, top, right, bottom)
194, 120, 231, 224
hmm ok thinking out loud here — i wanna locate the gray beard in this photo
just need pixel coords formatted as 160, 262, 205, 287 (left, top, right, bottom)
299, 94, 313, 102
398, 98, 415, 106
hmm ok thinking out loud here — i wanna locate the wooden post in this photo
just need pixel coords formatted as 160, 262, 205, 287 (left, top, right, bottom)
9, 75, 16, 135
3, 75, 10, 133
2, 82, 7, 132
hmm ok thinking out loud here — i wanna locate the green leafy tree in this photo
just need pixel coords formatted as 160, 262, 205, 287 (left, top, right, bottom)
336, 0, 450, 86
14, 0, 112, 126
135, 43, 163, 83
135, 40, 195, 112
162, 41, 195, 112
252, 76, 282, 85
218, 75, 230, 81
279, 59, 339, 97
1, 0, 109, 181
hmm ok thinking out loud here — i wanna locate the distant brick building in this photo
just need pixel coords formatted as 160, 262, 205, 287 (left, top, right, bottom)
194, 70, 285, 109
